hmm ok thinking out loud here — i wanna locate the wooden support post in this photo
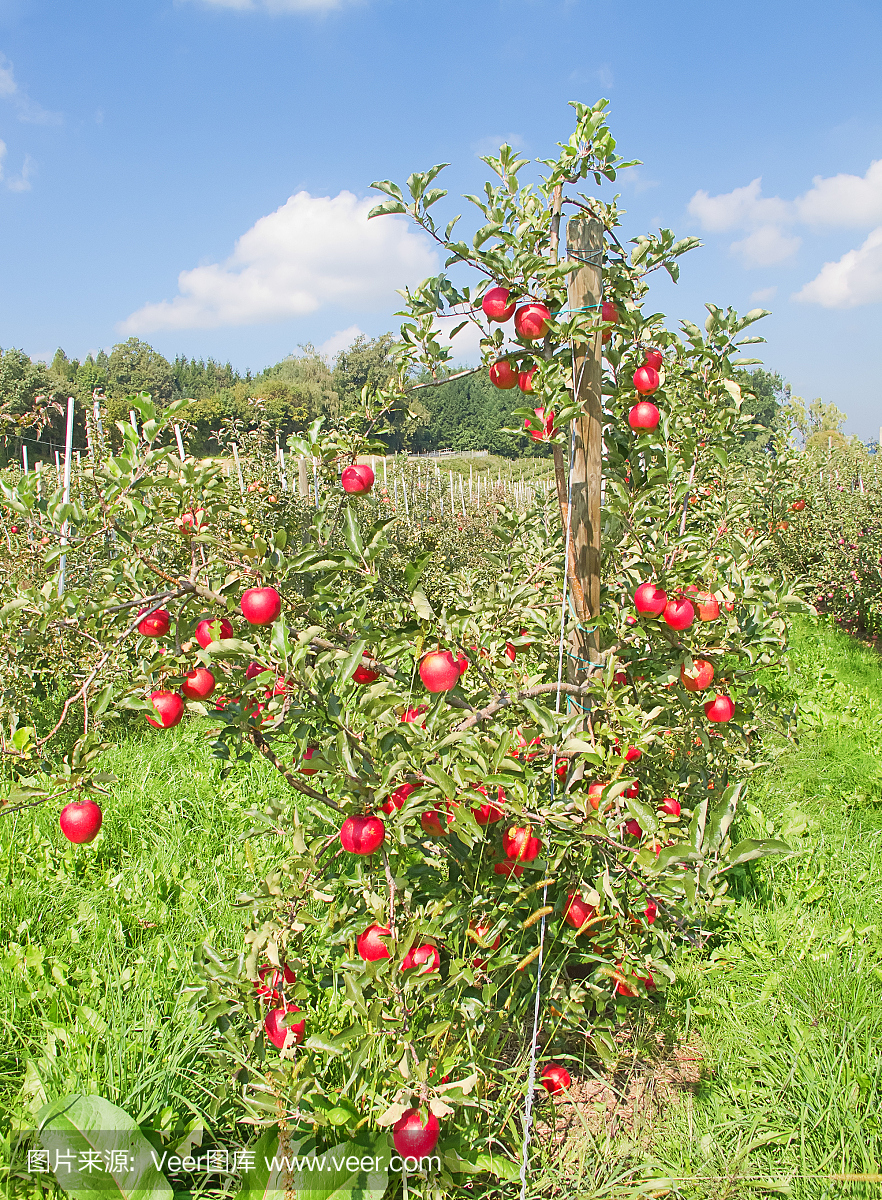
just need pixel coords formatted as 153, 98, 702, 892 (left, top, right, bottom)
58, 396, 75, 596
298, 456, 309, 498
565, 215, 604, 685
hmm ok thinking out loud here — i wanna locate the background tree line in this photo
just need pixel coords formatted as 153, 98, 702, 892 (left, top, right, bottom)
0, 333, 855, 463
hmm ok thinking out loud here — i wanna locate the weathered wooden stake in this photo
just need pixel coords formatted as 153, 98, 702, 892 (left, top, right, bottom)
565, 216, 604, 683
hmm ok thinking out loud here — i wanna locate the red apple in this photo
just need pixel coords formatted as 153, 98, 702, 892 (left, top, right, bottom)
419, 650, 460, 693
723, 600, 735, 612
663, 597, 694, 631
790, 499, 806, 512
401, 704, 428, 723
645, 900, 658, 924
299, 746, 320, 775
514, 302, 551, 340
146, 690, 184, 729
634, 582, 667, 616
624, 745, 642, 762
382, 781, 419, 814
470, 919, 501, 962
540, 1063, 571, 1095
264, 1004, 305, 1049
241, 586, 282, 626
704, 694, 735, 723
255, 963, 296, 1001
421, 801, 455, 836
633, 366, 660, 395
245, 661, 268, 680
696, 592, 720, 622
456, 653, 469, 675
493, 860, 524, 878
681, 659, 714, 691
471, 784, 505, 825
59, 799, 103, 844
563, 892, 595, 931
660, 797, 681, 817
601, 300, 619, 343
624, 819, 643, 837
392, 1109, 439, 1159
503, 826, 542, 862
181, 667, 216, 700
339, 814, 385, 854
505, 642, 517, 662
489, 360, 518, 389
195, 617, 233, 648
587, 782, 606, 811
614, 971, 655, 998
177, 508, 207, 535
357, 924, 392, 962
518, 366, 537, 393
524, 407, 554, 441
643, 349, 664, 372
138, 608, 170, 637
481, 286, 516, 322
352, 662, 380, 685
341, 463, 375, 494
401, 944, 440, 973
628, 401, 660, 432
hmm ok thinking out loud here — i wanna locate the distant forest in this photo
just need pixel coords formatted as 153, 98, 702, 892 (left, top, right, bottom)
0, 334, 788, 461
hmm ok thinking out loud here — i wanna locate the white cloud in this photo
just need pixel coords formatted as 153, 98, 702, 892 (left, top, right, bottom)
318, 325, 364, 359
121, 190, 438, 333
0, 53, 61, 124
0, 140, 33, 192
472, 132, 525, 158
688, 178, 791, 232
750, 285, 778, 303
730, 225, 801, 267
796, 160, 882, 227
793, 226, 882, 308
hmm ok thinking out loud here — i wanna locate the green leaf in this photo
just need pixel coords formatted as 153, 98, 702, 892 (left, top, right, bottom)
337, 639, 368, 687
411, 589, 434, 620
342, 506, 364, 557
723, 838, 791, 869
38, 1092, 173, 1200
237, 1127, 286, 1200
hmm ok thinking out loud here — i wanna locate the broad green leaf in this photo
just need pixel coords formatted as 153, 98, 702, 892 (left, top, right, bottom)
723, 838, 791, 869
342, 506, 364, 557
38, 1092, 173, 1200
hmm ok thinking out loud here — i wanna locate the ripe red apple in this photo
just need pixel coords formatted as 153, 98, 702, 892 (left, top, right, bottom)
352, 662, 380, 685
681, 659, 714, 691
481, 286, 516, 322
138, 608, 170, 637
723, 600, 735, 612
696, 592, 720, 622
634, 582, 667, 616
643, 348, 664, 372
299, 746, 320, 775
181, 667, 216, 700
456, 653, 469, 675
624, 780, 640, 799
392, 1109, 439, 1159
614, 971, 655, 998
633, 365, 660, 395
624, 745, 642, 762
401, 704, 428, 724
587, 782, 606, 811
264, 1004, 305, 1049
177, 508, 207, 535
518, 366, 537, 393
255, 963, 296, 1000
704, 694, 735, 723
146, 690, 184, 729
503, 826, 542, 862
660, 797, 681, 817
601, 300, 620, 343
382, 781, 419, 814
471, 784, 505, 825
624, 818, 643, 837
525, 407, 554, 440
339, 814, 385, 854
645, 900, 658, 924
419, 650, 460, 693
790, 499, 806, 512
489, 360, 518, 389
401, 944, 441, 973
341, 463, 375, 494
504, 642, 517, 662
470, 919, 501, 961
563, 892, 595, 931
357, 924, 392, 962
514, 302, 551, 340
628, 402, 660, 432
241, 586, 282, 626
421, 801, 455, 836
245, 661, 268, 680
59, 799, 103, 844
663, 597, 694, 631
540, 1063, 571, 1095
195, 617, 234, 648
493, 860, 524, 878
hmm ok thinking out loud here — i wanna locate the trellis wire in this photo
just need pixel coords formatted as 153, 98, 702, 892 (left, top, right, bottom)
518, 424, 576, 1200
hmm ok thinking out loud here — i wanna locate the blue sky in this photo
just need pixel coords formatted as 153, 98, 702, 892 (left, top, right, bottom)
1, 0, 881, 436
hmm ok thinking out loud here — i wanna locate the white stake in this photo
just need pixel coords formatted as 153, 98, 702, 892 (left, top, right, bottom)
58, 396, 75, 596
231, 444, 245, 494
22, 444, 28, 473
278, 446, 288, 491
312, 457, 319, 506
174, 424, 186, 461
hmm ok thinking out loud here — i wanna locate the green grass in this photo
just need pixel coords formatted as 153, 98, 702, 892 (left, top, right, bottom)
5, 618, 882, 1199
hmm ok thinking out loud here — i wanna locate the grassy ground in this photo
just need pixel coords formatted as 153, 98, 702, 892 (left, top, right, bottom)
3, 618, 882, 1198
529, 617, 882, 1198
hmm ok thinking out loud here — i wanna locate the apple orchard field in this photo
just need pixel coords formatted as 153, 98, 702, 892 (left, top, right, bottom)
3, 100, 882, 1200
